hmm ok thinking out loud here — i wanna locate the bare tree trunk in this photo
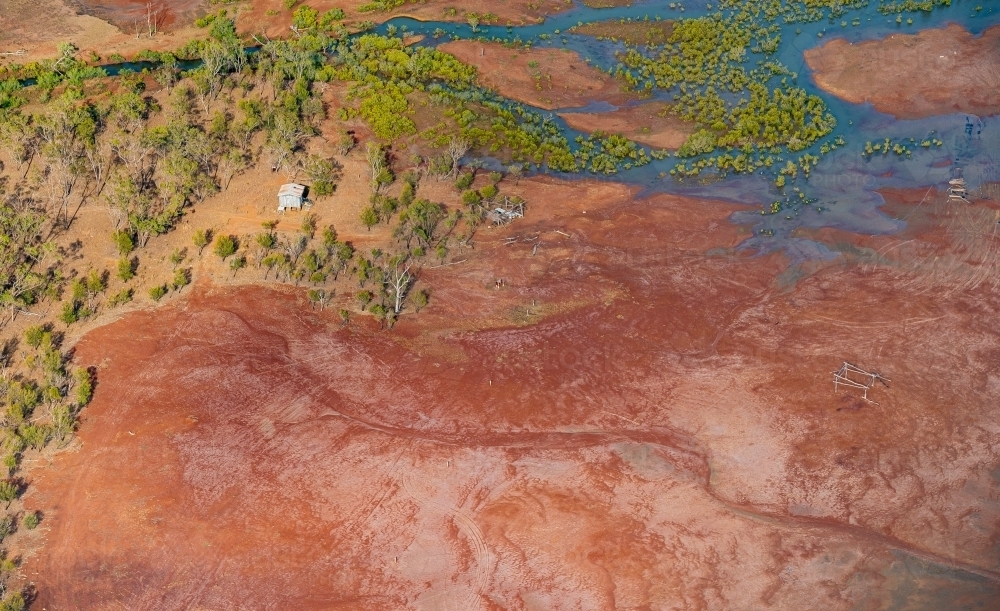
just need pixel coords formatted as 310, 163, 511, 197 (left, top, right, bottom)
448, 136, 469, 178
390, 263, 412, 314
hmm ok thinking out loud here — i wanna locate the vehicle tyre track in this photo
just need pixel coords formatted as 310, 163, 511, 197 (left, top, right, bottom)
401, 474, 492, 610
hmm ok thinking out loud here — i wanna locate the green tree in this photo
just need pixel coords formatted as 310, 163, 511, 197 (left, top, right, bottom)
108, 288, 133, 307
117, 257, 135, 282
479, 184, 498, 201
257, 232, 277, 250
307, 289, 326, 309
369, 303, 389, 327
455, 172, 475, 190
322, 225, 338, 247
300, 213, 317, 237
23, 325, 46, 349
360, 206, 379, 231
304, 155, 342, 197
112, 230, 135, 255
149, 285, 168, 301
85, 270, 106, 299
193, 229, 211, 255
213, 234, 237, 260
229, 256, 246, 277
172, 268, 191, 290
20, 425, 48, 450
0, 591, 25, 611
59, 302, 78, 325
75, 367, 93, 406
0, 480, 18, 508
413, 288, 429, 312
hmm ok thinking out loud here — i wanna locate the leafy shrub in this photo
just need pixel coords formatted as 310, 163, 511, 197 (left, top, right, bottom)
454, 172, 475, 190
676, 128, 718, 158
117, 257, 135, 281
74, 368, 93, 406
304, 156, 342, 197
23, 325, 46, 349
413, 289, 429, 311
108, 288, 133, 307
149, 285, 168, 302
256, 232, 277, 250
360, 206, 379, 230
479, 184, 498, 200
20, 425, 48, 450
192, 229, 211, 254
22, 512, 39, 530
172, 268, 190, 290
112, 230, 134, 255
0, 480, 19, 505
213, 234, 237, 260
229, 256, 246, 276
0, 592, 25, 611
461, 190, 482, 207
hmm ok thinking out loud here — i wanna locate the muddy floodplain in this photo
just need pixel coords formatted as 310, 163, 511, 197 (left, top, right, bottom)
24, 180, 1000, 610
805, 23, 1000, 120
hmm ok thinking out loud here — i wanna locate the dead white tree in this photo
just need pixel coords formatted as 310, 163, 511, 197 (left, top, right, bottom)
385, 255, 413, 314
283, 234, 308, 266
146, 2, 160, 38
447, 135, 469, 178
365, 141, 388, 194
507, 162, 524, 185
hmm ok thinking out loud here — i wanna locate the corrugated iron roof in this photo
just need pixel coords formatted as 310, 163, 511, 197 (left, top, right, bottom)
278, 183, 306, 197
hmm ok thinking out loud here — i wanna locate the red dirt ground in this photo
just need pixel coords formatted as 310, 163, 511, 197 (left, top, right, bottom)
19, 178, 1000, 609
0, 0, 573, 61
72, 0, 206, 29
805, 23, 1000, 119
559, 102, 695, 149
438, 41, 631, 110
238, 0, 576, 41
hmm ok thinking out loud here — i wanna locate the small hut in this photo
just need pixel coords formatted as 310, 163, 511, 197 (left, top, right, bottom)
277, 183, 307, 212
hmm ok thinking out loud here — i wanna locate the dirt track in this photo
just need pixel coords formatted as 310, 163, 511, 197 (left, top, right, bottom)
20, 177, 1000, 609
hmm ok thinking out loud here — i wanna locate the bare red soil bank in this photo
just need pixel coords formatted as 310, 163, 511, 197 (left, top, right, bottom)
559, 102, 695, 149
438, 41, 629, 110
805, 23, 1000, 119
71, 0, 207, 29
23, 180, 1000, 609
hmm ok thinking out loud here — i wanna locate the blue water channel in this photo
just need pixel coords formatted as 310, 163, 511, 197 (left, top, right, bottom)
375, 0, 1000, 258
19, 0, 996, 257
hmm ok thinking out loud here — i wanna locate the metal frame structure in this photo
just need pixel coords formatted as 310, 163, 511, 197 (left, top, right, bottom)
832, 362, 890, 404
948, 177, 970, 203
487, 196, 526, 226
